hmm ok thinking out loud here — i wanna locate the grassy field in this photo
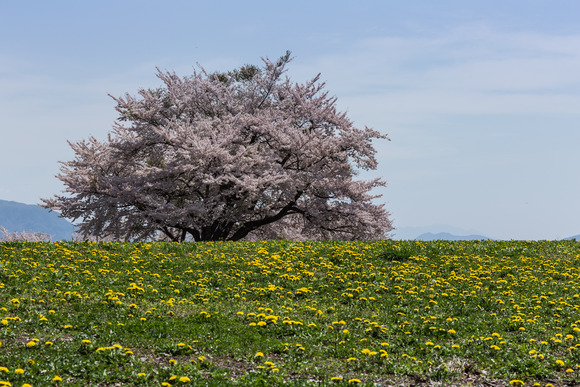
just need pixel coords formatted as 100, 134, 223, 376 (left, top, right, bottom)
1, 240, 580, 386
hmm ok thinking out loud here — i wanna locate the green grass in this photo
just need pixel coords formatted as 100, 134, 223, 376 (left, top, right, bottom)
1, 239, 580, 386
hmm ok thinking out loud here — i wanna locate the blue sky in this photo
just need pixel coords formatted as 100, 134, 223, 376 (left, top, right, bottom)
1, 1, 579, 240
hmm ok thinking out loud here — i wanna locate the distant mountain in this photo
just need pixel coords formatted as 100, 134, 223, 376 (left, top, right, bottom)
415, 232, 492, 241
392, 224, 488, 240
0, 200, 74, 241
563, 235, 580, 241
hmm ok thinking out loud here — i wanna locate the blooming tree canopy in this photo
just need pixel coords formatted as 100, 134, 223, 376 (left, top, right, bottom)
42, 52, 392, 241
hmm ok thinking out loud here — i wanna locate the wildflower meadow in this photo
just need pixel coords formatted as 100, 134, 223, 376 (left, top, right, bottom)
1, 240, 580, 386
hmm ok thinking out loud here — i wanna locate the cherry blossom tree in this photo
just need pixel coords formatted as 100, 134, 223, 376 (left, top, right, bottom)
42, 52, 392, 241
0, 226, 53, 242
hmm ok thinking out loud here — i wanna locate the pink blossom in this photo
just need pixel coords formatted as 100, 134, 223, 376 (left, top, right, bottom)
42, 52, 392, 241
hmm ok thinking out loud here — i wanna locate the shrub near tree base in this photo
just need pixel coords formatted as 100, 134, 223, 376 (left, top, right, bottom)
0, 226, 52, 242
41, 52, 392, 242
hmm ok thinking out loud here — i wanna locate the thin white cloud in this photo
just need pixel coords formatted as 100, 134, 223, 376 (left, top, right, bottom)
291, 25, 580, 119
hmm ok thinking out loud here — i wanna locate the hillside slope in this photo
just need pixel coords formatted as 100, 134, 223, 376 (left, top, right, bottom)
0, 200, 74, 240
